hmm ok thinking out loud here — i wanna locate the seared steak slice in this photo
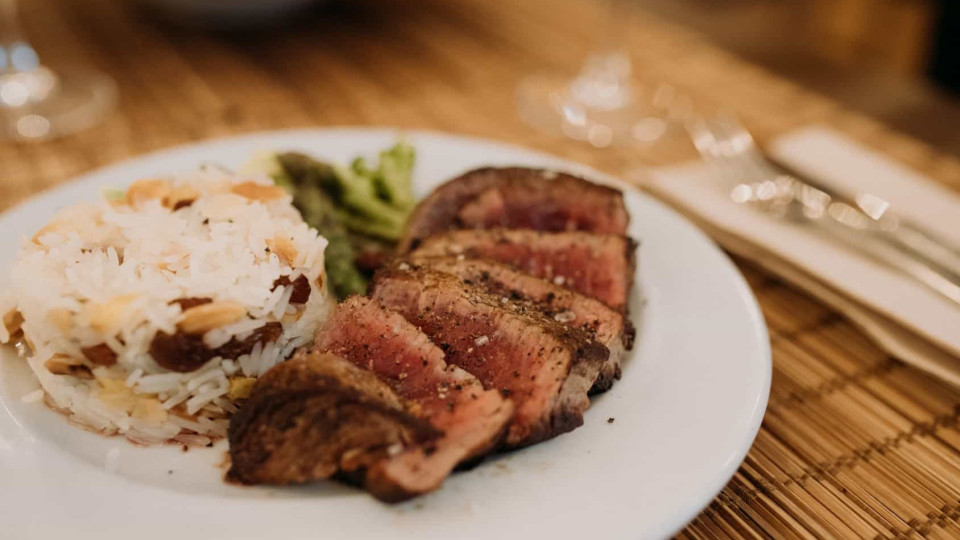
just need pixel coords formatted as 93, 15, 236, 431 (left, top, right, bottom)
313, 297, 515, 495
411, 229, 637, 314
370, 268, 608, 447
407, 257, 632, 393
227, 351, 441, 502
399, 167, 629, 252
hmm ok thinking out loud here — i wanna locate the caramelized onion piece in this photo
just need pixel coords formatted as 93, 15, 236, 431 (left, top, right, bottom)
150, 322, 284, 373
148, 332, 212, 373
81, 343, 118, 366
171, 297, 213, 311
217, 322, 283, 359
272, 275, 312, 304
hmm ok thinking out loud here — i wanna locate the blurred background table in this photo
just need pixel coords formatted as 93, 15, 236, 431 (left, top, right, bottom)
4, 0, 960, 537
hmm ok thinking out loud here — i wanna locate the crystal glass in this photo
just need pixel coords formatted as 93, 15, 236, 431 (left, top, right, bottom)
517, 0, 685, 148
0, 0, 116, 141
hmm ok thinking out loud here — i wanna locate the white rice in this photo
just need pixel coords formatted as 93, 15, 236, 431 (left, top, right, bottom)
0, 170, 331, 444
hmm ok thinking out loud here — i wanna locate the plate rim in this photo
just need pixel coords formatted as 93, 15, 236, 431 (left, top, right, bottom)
0, 127, 771, 539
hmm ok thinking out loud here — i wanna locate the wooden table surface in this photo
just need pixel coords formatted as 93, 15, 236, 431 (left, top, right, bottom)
6, 0, 960, 537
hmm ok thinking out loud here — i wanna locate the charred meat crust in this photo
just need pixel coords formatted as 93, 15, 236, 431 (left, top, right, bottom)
622, 235, 639, 349
370, 267, 607, 448
403, 256, 630, 394
226, 352, 440, 502
398, 167, 629, 252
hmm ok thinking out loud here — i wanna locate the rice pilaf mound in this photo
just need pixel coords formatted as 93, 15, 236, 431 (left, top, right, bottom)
0, 171, 331, 445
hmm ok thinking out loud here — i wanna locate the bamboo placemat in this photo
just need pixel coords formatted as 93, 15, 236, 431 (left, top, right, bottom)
5, 0, 960, 537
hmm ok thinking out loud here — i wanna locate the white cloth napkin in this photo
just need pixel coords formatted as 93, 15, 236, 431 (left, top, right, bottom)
640, 126, 960, 385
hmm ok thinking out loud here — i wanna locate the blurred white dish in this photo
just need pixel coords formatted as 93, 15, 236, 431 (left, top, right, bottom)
0, 128, 770, 540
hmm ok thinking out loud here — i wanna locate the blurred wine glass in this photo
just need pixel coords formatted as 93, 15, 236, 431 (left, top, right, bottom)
517, 0, 688, 148
0, 0, 115, 141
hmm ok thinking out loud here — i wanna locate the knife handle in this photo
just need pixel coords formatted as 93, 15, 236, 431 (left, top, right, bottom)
768, 155, 960, 283
885, 221, 960, 281
810, 205, 960, 306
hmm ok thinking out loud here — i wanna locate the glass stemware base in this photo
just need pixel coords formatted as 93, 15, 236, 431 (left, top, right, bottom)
517, 53, 683, 148
0, 66, 116, 141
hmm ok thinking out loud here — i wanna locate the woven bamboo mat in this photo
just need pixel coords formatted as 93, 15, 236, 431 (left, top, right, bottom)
4, 0, 960, 537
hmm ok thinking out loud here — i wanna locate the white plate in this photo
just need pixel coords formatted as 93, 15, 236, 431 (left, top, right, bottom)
0, 129, 770, 539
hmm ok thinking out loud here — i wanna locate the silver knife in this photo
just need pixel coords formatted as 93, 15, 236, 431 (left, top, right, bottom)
766, 154, 960, 281
688, 113, 960, 305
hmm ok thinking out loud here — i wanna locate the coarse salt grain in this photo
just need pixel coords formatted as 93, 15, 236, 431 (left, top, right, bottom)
474, 335, 489, 346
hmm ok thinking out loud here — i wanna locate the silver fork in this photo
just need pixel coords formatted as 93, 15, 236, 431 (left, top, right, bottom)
687, 113, 960, 306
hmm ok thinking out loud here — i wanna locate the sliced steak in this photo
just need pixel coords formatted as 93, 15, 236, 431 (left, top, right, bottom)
399, 167, 629, 252
370, 268, 608, 447
313, 297, 515, 495
406, 257, 632, 393
411, 229, 636, 314
227, 351, 442, 502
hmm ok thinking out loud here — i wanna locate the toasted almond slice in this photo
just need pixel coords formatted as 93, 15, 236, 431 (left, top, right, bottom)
227, 377, 257, 401
45, 354, 94, 379
125, 179, 172, 206
165, 184, 199, 210
45, 353, 83, 367
266, 235, 298, 266
230, 182, 286, 202
2, 308, 23, 339
46, 308, 73, 333
97, 378, 138, 412
88, 294, 139, 335
132, 398, 168, 422
31, 221, 71, 245
179, 300, 246, 334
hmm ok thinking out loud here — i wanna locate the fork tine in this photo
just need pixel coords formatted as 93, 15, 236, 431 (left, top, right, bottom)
712, 115, 779, 183
695, 116, 757, 186
685, 116, 719, 156
687, 116, 736, 184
